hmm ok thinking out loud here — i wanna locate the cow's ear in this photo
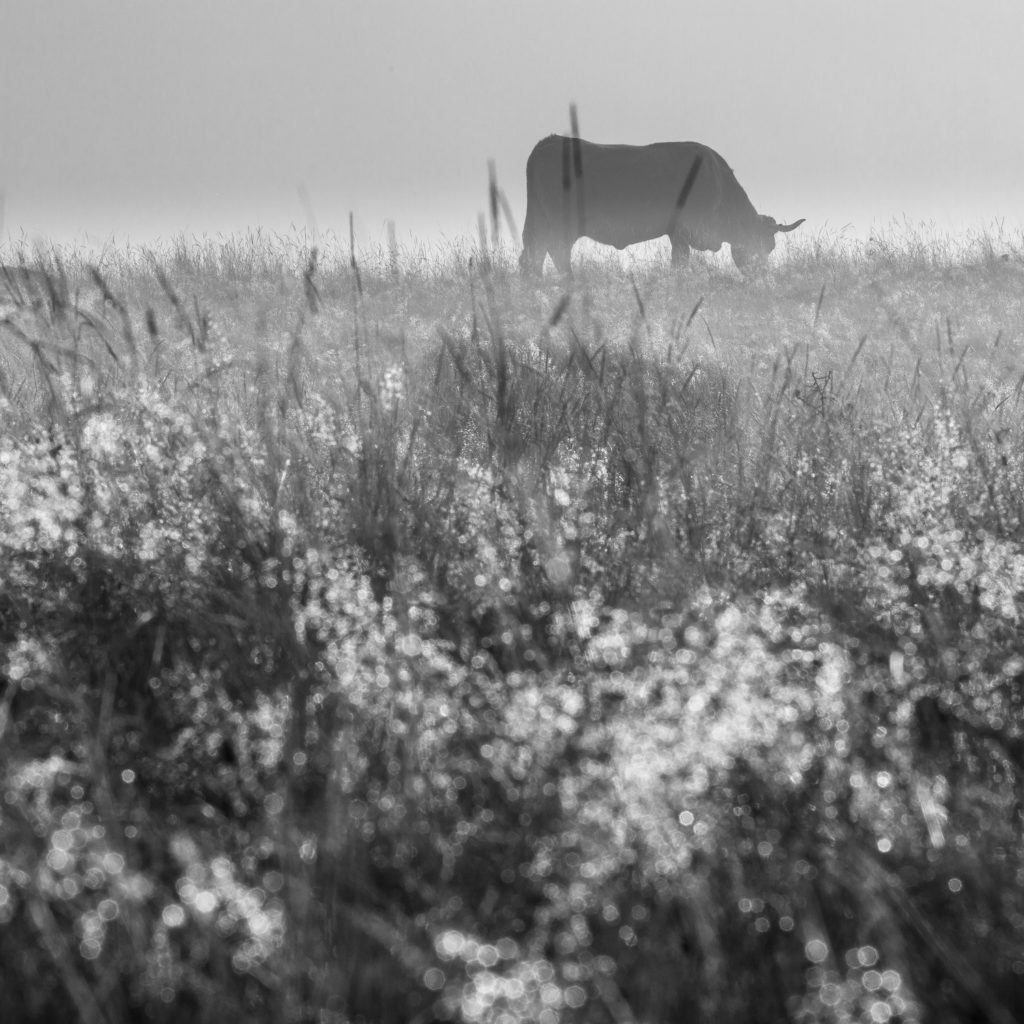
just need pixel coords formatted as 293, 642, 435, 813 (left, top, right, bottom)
775, 218, 805, 234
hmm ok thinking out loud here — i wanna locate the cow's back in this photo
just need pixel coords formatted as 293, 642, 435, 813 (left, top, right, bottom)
524, 137, 756, 241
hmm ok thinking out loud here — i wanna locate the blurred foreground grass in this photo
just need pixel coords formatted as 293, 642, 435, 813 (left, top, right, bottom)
1, 226, 1024, 1023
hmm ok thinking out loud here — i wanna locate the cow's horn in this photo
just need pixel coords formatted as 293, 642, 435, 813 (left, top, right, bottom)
775, 218, 806, 234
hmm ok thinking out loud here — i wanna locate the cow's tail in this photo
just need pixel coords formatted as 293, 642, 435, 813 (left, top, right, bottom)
520, 144, 546, 274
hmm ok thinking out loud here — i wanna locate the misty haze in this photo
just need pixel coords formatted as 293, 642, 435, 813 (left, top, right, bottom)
2, 4, 1024, 1024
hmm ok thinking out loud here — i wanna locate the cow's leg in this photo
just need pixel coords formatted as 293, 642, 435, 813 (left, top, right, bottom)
519, 218, 549, 276
519, 242, 547, 277
548, 240, 573, 277
670, 237, 691, 267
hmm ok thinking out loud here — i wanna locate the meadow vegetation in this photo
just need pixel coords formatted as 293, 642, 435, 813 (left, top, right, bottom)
1, 224, 1023, 1023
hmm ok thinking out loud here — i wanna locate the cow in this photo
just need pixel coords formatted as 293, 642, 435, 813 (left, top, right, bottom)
519, 135, 804, 276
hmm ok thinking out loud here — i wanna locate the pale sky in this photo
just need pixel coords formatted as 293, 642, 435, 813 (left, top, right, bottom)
3, 1, 1024, 251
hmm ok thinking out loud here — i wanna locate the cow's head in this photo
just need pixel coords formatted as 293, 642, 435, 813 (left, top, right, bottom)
732, 215, 805, 269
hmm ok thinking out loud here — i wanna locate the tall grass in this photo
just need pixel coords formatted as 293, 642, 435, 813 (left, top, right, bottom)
1, 226, 1023, 1023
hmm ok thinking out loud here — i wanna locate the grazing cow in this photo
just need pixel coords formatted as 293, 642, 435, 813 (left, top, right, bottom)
519, 135, 804, 275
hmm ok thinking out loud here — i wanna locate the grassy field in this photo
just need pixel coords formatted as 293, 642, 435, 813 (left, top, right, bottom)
1, 225, 1023, 1023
